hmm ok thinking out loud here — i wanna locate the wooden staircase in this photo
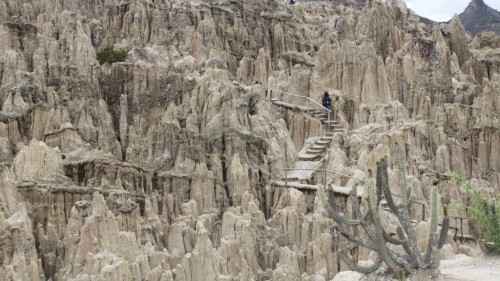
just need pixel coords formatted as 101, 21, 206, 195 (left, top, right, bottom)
270, 98, 345, 191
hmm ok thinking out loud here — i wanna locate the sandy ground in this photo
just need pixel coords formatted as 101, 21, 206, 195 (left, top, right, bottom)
332, 254, 500, 281
439, 254, 500, 281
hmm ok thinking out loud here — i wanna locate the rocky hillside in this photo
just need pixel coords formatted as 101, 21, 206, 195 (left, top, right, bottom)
0, 0, 499, 280
459, 0, 500, 35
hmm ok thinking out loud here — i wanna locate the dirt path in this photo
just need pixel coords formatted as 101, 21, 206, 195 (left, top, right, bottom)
439, 255, 500, 281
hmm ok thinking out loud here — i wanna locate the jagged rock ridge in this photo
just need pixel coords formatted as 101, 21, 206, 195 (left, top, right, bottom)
459, 0, 500, 35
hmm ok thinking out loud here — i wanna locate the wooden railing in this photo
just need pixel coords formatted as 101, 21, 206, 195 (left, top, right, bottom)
279, 167, 427, 220
447, 215, 474, 242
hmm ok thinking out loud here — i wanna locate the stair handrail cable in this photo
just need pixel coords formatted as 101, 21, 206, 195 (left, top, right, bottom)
269, 88, 332, 124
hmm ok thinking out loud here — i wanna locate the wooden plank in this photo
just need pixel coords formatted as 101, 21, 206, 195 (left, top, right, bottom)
271, 180, 318, 190
271, 181, 365, 197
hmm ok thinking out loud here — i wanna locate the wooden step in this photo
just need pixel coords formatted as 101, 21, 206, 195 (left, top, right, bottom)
308, 109, 322, 114
308, 146, 326, 152
281, 176, 299, 181
453, 234, 476, 241
320, 136, 335, 141
271, 180, 318, 190
298, 153, 321, 161
315, 139, 332, 145
304, 150, 321, 155
310, 143, 330, 150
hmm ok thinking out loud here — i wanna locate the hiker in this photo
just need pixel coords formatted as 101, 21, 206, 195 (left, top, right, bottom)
322, 92, 331, 118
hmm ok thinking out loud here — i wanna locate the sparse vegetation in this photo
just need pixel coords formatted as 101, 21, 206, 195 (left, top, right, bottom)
96, 46, 127, 64
452, 171, 500, 254
319, 144, 449, 279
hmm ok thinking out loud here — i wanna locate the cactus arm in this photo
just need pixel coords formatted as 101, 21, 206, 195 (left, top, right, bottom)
338, 249, 383, 275
423, 187, 441, 266
333, 194, 377, 251
318, 185, 362, 226
327, 206, 362, 226
371, 212, 400, 272
423, 233, 438, 267
333, 223, 377, 250
375, 160, 385, 205
350, 186, 377, 240
430, 187, 439, 233
349, 186, 373, 224
423, 189, 449, 275
317, 184, 329, 206
395, 143, 409, 208
378, 158, 400, 214
396, 226, 406, 240
352, 199, 359, 237
322, 184, 377, 250
390, 251, 417, 275
349, 193, 374, 226
363, 209, 374, 225
386, 147, 424, 265
368, 182, 400, 272
398, 207, 424, 266
405, 186, 412, 204
438, 205, 449, 249
383, 229, 404, 245
438, 216, 449, 249
395, 227, 419, 267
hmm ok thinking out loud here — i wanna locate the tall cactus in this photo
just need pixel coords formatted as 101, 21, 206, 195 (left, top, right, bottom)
320, 146, 449, 278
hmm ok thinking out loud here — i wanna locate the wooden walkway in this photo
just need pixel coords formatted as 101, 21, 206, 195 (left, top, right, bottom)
271, 180, 365, 197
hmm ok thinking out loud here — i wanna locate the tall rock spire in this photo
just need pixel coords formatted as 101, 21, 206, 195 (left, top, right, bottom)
459, 0, 500, 35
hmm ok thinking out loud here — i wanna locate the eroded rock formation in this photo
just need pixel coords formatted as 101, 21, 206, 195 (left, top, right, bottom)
0, 0, 498, 280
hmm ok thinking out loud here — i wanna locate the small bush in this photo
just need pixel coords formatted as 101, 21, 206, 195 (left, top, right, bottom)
96, 46, 127, 65
452, 171, 500, 254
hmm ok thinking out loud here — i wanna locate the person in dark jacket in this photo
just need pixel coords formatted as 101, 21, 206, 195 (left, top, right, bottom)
322, 92, 331, 118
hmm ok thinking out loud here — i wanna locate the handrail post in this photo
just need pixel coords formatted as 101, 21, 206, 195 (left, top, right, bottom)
324, 169, 327, 187
328, 106, 331, 127
421, 204, 425, 221
305, 97, 308, 110
460, 218, 464, 242
285, 169, 288, 189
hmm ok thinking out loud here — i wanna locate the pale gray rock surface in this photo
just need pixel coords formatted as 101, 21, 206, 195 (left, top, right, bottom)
0, 0, 498, 280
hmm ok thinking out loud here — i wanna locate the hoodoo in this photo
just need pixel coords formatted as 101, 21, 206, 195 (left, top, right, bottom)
0, 0, 498, 280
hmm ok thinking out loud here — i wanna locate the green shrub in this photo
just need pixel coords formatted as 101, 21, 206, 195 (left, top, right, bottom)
452, 171, 500, 254
96, 46, 127, 64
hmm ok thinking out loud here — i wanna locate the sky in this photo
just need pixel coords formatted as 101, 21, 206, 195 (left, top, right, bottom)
403, 0, 500, 22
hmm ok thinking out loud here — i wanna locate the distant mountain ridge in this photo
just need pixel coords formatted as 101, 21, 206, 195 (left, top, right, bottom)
459, 0, 500, 35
